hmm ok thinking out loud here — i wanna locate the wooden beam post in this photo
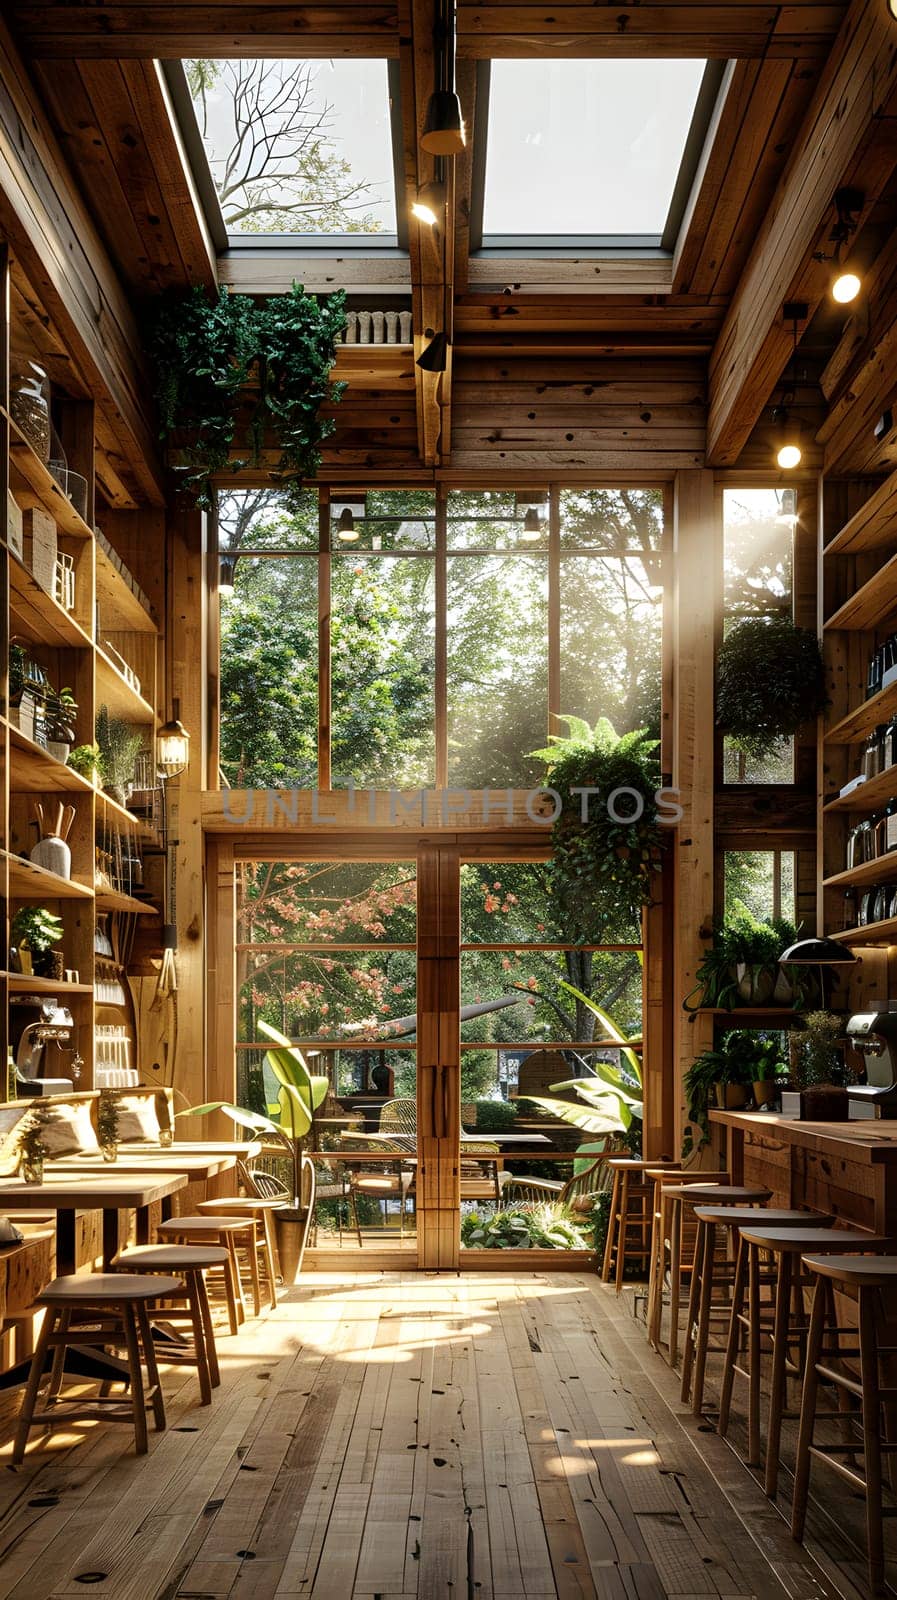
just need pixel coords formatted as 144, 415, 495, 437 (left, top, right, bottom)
671, 470, 717, 1158
416, 844, 460, 1269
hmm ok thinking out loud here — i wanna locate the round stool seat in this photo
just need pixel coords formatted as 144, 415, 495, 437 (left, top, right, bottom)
664, 1184, 770, 1204
196, 1197, 287, 1212
739, 1226, 891, 1254
694, 1207, 833, 1227
159, 1216, 250, 1235
38, 1273, 182, 1302
116, 1245, 230, 1270
801, 1254, 897, 1287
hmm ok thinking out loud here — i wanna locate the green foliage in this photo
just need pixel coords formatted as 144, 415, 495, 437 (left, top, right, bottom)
95, 706, 143, 796
461, 1202, 591, 1250
67, 743, 103, 778
473, 1099, 517, 1134
46, 687, 77, 744
683, 1030, 787, 1151
258, 1020, 329, 1139
789, 1010, 848, 1089
17, 1105, 49, 1166
11, 906, 63, 955
146, 284, 346, 509
717, 615, 826, 762
686, 908, 804, 1011
530, 716, 664, 943
97, 1090, 119, 1150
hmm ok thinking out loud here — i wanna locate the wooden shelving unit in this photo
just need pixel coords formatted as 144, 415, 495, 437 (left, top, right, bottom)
823, 767, 897, 814
1, 292, 164, 1092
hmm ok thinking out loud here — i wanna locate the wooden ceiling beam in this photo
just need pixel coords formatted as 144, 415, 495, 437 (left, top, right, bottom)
815, 227, 897, 474
7, 2, 848, 58
706, 0, 897, 467
0, 17, 164, 502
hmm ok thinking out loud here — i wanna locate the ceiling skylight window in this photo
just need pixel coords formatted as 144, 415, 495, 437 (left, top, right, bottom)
480, 59, 712, 244
183, 58, 397, 237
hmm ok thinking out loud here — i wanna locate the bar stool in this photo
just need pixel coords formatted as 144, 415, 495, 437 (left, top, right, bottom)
157, 1217, 250, 1332
115, 1244, 226, 1405
719, 1224, 892, 1499
683, 1208, 833, 1416
196, 1196, 283, 1305
601, 1158, 681, 1291
650, 1183, 769, 1365
792, 1255, 897, 1596
12, 1273, 181, 1462
646, 1168, 730, 1346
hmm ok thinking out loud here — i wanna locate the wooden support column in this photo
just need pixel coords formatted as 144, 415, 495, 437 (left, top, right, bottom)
672, 470, 717, 1160
167, 506, 208, 1110
416, 844, 460, 1269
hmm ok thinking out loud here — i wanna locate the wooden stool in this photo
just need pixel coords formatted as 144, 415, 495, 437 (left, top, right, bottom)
719, 1225, 891, 1499
683, 1208, 833, 1416
157, 1217, 250, 1332
650, 1183, 769, 1365
601, 1158, 680, 1291
793, 1255, 897, 1596
196, 1196, 283, 1306
12, 1273, 181, 1462
645, 1168, 730, 1345
115, 1244, 226, 1405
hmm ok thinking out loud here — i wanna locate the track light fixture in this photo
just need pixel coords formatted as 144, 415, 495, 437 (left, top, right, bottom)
421, 0, 465, 155
416, 331, 448, 372
813, 186, 864, 305
218, 553, 237, 596
411, 178, 444, 227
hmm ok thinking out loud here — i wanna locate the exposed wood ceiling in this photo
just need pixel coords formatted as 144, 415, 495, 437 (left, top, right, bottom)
6, 0, 897, 486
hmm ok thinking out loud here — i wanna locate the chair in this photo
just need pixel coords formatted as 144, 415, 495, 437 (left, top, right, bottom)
500, 1157, 611, 1214
13, 1273, 181, 1461
348, 1124, 415, 1243
114, 1244, 225, 1405
380, 1098, 502, 1202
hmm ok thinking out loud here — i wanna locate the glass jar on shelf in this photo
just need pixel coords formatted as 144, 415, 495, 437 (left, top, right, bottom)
9, 361, 51, 462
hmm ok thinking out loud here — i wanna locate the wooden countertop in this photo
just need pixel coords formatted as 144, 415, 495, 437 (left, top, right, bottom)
709, 1108, 897, 1163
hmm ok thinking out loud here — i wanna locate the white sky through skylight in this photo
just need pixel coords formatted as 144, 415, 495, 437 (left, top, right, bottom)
483, 59, 708, 237
186, 58, 396, 235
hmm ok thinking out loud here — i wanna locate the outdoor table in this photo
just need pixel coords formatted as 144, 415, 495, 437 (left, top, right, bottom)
340, 1129, 551, 1144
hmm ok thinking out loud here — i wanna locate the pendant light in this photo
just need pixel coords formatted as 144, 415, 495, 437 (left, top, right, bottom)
218, 553, 237, 596
421, 0, 465, 156
416, 330, 448, 372
772, 304, 805, 471
336, 506, 359, 541
157, 699, 190, 779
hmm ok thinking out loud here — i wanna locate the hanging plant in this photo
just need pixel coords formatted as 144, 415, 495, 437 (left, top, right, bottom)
716, 615, 826, 763
145, 284, 347, 509
530, 716, 667, 943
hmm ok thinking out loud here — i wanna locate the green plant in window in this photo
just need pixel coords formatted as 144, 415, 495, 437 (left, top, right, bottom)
146, 284, 346, 510
716, 615, 826, 763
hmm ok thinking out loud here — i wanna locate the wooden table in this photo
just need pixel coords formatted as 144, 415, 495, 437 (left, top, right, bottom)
709, 1110, 897, 1235
52, 1152, 238, 1182
0, 1170, 188, 1274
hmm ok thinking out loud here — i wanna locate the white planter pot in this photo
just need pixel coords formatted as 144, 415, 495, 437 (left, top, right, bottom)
47, 740, 70, 764
30, 835, 71, 880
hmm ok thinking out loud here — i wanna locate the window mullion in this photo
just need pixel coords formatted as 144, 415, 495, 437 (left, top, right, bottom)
318, 488, 332, 791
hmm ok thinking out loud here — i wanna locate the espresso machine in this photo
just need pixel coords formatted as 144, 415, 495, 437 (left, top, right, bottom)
9, 995, 77, 1095
846, 1005, 897, 1118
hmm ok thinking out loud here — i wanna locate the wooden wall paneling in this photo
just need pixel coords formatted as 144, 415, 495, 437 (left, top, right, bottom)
0, 18, 164, 504
672, 470, 717, 1159
452, 58, 476, 297
707, 0, 897, 466
642, 857, 674, 1163
205, 836, 236, 1130
416, 844, 460, 1269
0, 243, 8, 1085
817, 226, 897, 474
167, 506, 208, 1111
8, 3, 403, 58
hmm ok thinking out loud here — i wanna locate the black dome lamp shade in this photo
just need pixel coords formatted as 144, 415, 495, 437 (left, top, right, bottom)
779, 938, 859, 966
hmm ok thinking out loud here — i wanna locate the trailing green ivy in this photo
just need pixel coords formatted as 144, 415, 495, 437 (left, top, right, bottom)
146, 284, 347, 509
716, 615, 826, 762
531, 716, 666, 943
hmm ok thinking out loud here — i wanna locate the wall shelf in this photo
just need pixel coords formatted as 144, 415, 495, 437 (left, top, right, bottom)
825, 552, 897, 631
95, 648, 156, 725
95, 542, 157, 635
6, 411, 93, 541
94, 888, 159, 916
5, 973, 94, 994
823, 767, 897, 814
7, 853, 93, 901
824, 680, 897, 747
822, 856, 897, 891
7, 723, 95, 795
830, 918, 897, 947
9, 553, 91, 651
824, 469, 897, 558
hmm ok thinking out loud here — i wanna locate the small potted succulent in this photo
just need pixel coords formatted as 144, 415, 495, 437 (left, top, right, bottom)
46, 686, 78, 764
67, 742, 104, 786
11, 906, 64, 979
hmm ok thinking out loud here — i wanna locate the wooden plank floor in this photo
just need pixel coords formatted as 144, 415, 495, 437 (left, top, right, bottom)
0, 1272, 865, 1599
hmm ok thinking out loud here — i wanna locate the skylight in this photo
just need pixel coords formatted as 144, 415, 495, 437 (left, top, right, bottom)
481, 59, 710, 241
184, 58, 397, 236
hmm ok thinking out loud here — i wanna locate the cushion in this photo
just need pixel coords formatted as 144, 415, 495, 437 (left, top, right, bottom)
41, 1101, 100, 1157
0, 1106, 30, 1176
113, 1095, 161, 1145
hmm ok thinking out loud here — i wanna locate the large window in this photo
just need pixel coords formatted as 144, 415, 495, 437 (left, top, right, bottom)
218, 486, 666, 791
722, 487, 796, 785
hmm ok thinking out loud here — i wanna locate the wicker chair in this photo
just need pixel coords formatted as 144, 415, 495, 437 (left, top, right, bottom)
380, 1098, 503, 1203
500, 1157, 612, 1214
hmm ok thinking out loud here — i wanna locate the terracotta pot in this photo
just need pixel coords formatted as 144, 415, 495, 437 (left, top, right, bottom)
713, 1082, 748, 1110
273, 1208, 312, 1285
752, 1078, 777, 1108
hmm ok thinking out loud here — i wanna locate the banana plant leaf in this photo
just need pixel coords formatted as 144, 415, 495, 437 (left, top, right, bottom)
176, 1101, 284, 1140
549, 1071, 643, 1121
258, 1020, 330, 1140
558, 980, 643, 1084
526, 1094, 631, 1134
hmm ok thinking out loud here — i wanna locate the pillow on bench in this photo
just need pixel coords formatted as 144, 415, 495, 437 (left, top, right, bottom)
42, 1100, 100, 1157
113, 1095, 161, 1145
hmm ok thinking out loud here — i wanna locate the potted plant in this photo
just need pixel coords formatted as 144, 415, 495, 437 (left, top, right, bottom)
683, 1039, 754, 1152
717, 615, 827, 764
96, 706, 143, 805
782, 1011, 852, 1120
685, 911, 811, 1011
11, 906, 64, 978
720, 1030, 787, 1109
46, 686, 77, 763
146, 284, 347, 510
529, 716, 666, 942
67, 742, 104, 785
8, 644, 38, 741
97, 1090, 119, 1162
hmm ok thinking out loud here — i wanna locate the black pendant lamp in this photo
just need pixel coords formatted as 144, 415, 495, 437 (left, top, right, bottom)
421, 0, 465, 156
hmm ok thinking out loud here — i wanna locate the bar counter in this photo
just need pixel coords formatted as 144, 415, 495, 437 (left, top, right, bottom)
708, 1109, 897, 1235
